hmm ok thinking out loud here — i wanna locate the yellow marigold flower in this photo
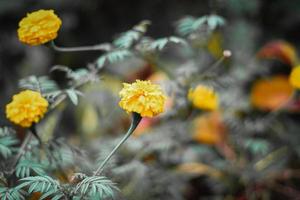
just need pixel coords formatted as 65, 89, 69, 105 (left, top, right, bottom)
188, 85, 219, 111
119, 80, 166, 117
18, 9, 62, 46
6, 90, 48, 128
251, 75, 293, 111
289, 66, 300, 89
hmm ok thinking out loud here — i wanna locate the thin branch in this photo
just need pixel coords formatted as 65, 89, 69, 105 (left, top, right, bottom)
10, 133, 33, 171
50, 41, 113, 52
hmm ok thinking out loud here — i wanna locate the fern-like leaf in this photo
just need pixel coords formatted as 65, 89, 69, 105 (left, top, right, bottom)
0, 186, 26, 200
113, 20, 151, 49
17, 176, 65, 199
16, 159, 46, 178
74, 176, 118, 200
176, 15, 226, 36
0, 128, 18, 159
51, 65, 89, 81
96, 50, 133, 68
18, 76, 59, 94
146, 36, 187, 51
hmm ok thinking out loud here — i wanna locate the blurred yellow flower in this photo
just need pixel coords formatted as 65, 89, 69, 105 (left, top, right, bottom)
188, 85, 219, 111
18, 9, 62, 46
251, 75, 293, 111
192, 112, 225, 145
119, 80, 166, 117
6, 90, 48, 128
289, 66, 300, 89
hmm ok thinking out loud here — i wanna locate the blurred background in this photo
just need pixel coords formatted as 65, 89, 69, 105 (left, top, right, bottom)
1, 0, 300, 199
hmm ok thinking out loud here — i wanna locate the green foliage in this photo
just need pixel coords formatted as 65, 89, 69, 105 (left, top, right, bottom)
18, 75, 59, 94
0, 186, 26, 200
66, 89, 82, 105
41, 139, 76, 169
51, 65, 90, 81
176, 14, 226, 36
17, 176, 65, 200
16, 159, 46, 178
113, 30, 141, 49
113, 20, 150, 49
96, 49, 133, 68
144, 36, 187, 51
245, 138, 270, 155
0, 127, 18, 159
74, 176, 118, 200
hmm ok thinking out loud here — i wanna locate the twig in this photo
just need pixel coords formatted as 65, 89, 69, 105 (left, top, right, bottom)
10, 133, 33, 171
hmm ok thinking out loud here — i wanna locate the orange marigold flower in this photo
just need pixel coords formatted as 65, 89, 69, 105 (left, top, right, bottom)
119, 80, 166, 117
6, 90, 48, 128
251, 75, 293, 111
289, 66, 300, 89
192, 112, 226, 145
188, 85, 219, 111
18, 9, 62, 46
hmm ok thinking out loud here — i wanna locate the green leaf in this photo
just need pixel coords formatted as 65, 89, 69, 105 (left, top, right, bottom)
0, 133, 18, 159
51, 65, 89, 81
66, 89, 79, 105
96, 49, 133, 68
245, 139, 270, 155
0, 186, 26, 200
176, 15, 226, 36
113, 20, 151, 48
207, 14, 226, 30
146, 36, 187, 51
16, 159, 46, 178
17, 176, 64, 199
19, 76, 59, 94
176, 16, 196, 36
74, 176, 118, 200
113, 30, 141, 48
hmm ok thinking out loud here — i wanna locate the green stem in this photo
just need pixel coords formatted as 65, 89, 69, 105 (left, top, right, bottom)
50, 41, 112, 52
93, 113, 142, 176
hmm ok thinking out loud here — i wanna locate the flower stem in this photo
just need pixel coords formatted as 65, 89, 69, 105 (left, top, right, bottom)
93, 113, 142, 176
50, 41, 112, 52
10, 133, 32, 170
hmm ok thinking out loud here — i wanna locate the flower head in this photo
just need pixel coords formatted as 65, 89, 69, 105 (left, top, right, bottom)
188, 85, 219, 111
119, 80, 166, 117
251, 75, 293, 111
18, 9, 62, 46
6, 90, 48, 127
289, 66, 300, 89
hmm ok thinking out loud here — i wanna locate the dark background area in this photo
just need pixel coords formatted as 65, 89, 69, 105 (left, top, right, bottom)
1, 0, 300, 124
